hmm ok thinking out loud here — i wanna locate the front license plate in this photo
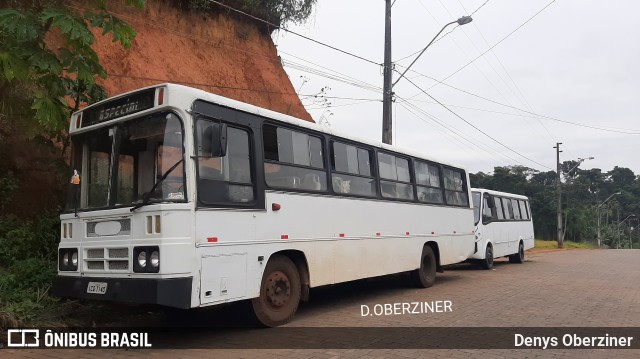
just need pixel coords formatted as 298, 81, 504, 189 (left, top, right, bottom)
87, 282, 108, 294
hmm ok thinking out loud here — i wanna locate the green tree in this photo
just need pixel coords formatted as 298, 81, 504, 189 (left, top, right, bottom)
0, 0, 144, 153
184, 0, 316, 29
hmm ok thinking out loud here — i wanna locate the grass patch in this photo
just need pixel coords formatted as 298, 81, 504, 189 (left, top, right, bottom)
533, 239, 597, 250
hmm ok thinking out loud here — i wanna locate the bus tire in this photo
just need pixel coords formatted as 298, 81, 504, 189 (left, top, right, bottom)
251, 255, 301, 327
509, 242, 525, 263
411, 245, 436, 288
481, 244, 494, 270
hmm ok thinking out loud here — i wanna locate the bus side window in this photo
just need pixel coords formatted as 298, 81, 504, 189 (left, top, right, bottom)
330, 141, 376, 197
505, 198, 515, 220
494, 197, 505, 220
378, 152, 414, 201
415, 161, 443, 204
519, 200, 530, 220
511, 198, 522, 220
263, 124, 327, 192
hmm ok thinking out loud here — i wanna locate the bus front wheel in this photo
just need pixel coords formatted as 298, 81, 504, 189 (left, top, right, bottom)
481, 244, 494, 270
509, 242, 525, 263
411, 245, 436, 288
251, 255, 301, 327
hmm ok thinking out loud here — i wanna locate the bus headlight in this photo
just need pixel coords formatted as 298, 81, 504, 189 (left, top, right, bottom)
137, 251, 147, 268
58, 248, 78, 271
133, 246, 159, 273
150, 251, 160, 268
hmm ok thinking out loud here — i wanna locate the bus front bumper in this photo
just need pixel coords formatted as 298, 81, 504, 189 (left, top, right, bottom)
52, 276, 192, 309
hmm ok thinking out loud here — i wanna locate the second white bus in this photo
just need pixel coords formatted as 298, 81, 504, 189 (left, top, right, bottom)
470, 188, 535, 269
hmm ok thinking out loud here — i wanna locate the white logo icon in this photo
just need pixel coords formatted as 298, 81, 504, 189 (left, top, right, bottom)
7, 329, 40, 347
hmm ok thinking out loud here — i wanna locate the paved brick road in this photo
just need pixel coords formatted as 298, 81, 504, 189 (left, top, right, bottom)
3, 249, 639, 358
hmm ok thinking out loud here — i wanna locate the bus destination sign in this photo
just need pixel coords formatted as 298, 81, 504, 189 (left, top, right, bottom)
82, 88, 156, 127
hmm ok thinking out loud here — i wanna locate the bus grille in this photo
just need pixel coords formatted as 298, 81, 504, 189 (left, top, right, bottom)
87, 261, 104, 270
108, 261, 129, 270
84, 248, 130, 272
108, 248, 128, 258
87, 249, 104, 258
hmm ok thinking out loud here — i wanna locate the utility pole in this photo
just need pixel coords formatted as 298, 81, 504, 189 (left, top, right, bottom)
554, 143, 563, 248
382, 0, 393, 145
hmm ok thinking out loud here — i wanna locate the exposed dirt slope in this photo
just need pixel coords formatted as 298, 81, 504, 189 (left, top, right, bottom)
92, 0, 312, 122
3, 1, 311, 218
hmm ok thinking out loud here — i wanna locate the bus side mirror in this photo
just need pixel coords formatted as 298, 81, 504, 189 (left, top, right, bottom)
202, 123, 227, 157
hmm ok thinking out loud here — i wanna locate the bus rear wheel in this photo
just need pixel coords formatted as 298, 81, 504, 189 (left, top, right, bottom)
251, 255, 301, 327
411, 245, 436, 288
481, 244, 494, 270
509, 242, 525, 263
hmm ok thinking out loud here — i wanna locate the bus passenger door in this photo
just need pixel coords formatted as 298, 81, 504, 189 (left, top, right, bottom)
479, 193, 496, 259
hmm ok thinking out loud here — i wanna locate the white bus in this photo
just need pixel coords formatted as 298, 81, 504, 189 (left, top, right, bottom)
470, 188, 535, 269
53, 84, 475, 326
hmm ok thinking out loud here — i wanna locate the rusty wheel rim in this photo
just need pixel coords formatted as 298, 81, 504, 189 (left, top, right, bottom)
265, 270, 291, 309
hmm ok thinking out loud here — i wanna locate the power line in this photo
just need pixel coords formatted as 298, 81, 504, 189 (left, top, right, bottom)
456, 0, 559, 145
397, 97, 516, 167
282, 59, 382, 93
461, 25, 558, 146
434, 0, 558, 86
402, 69, 640, 135
207, 0, 380, 66
434, 0, 520, 108
471, 0, 491, 16
403, 76, 553, 170
399, 102, 500, 168
279, 50, 383, 93
107, 73, 378, 101
393, 25, 459, 63
305, 99, 380, 110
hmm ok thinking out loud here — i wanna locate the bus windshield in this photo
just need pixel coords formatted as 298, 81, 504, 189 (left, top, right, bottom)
472, 191, 481, 225
65, 112, 185, 211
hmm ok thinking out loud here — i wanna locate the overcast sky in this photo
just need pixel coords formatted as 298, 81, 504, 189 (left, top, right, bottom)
273, 0, 640, 176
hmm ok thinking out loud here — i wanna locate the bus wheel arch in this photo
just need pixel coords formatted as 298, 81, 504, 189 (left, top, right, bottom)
411, 243, 438, 288
509, 240, 525, 264
251, 252, 304, 327
276, 250, 310, 301
481, 242, 494, 270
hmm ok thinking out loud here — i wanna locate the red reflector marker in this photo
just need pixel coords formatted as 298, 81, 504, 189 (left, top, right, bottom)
272, 203, 281, 211
207, 237, 218, 242
376, 232, 381, 236
281, 235, 288, 239
339, 233, 345, 237
406, 232, 410, 236
431, 232, 435, 235
158, 88, 165, 105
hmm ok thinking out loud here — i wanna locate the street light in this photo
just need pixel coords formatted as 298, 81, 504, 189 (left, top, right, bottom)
564, 157, 595, 178
392, 16, 473, 88
557, 156, 594, 247
597, 192, 621, 249
629, 219, 636, 249
618, 214, 636, 249
597, 192, 621, 248
381, 11, 473, 144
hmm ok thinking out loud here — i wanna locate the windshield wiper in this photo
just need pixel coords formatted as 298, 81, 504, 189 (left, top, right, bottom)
130, 158, 184, 212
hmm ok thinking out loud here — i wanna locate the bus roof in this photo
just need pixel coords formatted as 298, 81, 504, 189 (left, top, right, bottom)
470, 188, 528, 200
76, 83, 469, 172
